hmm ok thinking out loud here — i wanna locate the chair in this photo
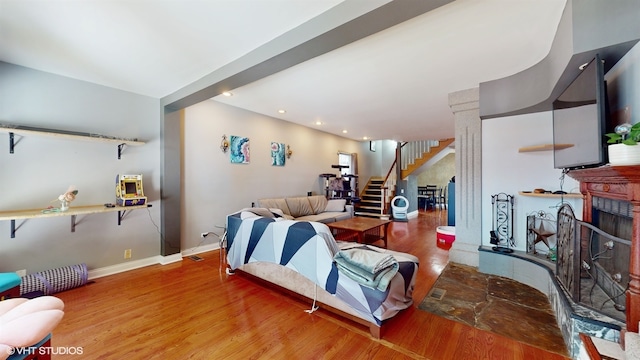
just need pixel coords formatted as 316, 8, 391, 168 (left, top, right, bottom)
0, 273, 21, 301
0, 273, 65, 360
425, 185, 438, 210
417, 186, 427, 209
435, 186, 447, 209
417, 186, 437, 210
0, 296, 65, 360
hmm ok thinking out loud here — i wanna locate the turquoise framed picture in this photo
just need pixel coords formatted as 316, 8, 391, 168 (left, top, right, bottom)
230, 135, 250, 164
271, 142, 285, 166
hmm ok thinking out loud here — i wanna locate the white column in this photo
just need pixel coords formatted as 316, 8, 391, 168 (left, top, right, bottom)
448, 88, 481, 267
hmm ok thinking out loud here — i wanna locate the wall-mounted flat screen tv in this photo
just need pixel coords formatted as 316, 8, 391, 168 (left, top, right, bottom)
553, 54, 609, 169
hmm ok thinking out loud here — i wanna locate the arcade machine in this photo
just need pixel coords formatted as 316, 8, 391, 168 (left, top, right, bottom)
115, 174, 147, 206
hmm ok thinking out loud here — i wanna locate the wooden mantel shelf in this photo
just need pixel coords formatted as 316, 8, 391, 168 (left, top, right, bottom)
0, 204, 149, 238
567, 165, 640, 184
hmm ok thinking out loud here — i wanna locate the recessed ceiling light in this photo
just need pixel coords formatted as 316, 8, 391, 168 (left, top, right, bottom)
363, 136, 369, 140
315, 121, 323, 125
222, 91, 233, 97
342, 130, 348, 134
278, 109, 286, 114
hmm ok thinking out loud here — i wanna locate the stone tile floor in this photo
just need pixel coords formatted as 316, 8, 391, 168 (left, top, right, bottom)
418, 262, 569, 357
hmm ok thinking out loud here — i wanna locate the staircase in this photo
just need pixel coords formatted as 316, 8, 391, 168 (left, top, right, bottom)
400, 138, 454, 179
355, 138, 454, 218
354, 178, 387, 218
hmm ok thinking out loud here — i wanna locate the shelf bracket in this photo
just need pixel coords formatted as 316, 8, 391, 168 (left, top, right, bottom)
71, 215, 77, 233
10, 220, 15, 238
117, 143, 126, 160
9, 132, 14, 154
118, 210, 126, 225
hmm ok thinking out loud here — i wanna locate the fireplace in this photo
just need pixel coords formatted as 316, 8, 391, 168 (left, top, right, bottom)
566, 165, 640, 332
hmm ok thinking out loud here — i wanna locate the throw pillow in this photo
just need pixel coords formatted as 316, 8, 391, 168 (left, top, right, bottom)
325, 199, 346, 212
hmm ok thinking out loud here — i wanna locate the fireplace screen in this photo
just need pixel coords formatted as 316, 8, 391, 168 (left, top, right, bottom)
556, 203, 631, 322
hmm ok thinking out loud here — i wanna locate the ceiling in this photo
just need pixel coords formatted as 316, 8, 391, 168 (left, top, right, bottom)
0, 0, 567, 142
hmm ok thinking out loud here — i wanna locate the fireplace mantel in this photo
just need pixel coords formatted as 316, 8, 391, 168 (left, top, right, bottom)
568, 165, 640, 333
568, 165, 640, 200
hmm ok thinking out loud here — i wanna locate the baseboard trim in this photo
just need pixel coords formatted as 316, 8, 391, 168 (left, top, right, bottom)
159, 253, 183, 265
88, 256, 168, 280
181, 243, 220, 257
87, 245, 221, 280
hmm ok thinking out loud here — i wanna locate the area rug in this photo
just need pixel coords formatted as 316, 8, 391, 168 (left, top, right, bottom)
418, 263, 568, 356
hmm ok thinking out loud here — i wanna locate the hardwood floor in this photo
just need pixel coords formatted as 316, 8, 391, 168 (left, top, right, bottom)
52, 210, 569, 359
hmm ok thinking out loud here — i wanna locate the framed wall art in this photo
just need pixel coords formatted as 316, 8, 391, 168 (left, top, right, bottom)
230, 135, 250, 164
271, 142, 285, 166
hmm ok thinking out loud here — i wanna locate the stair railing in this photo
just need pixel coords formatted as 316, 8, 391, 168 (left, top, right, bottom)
381, 161, 395, 214
381, 142, 406, 214
401, 140, 440, 170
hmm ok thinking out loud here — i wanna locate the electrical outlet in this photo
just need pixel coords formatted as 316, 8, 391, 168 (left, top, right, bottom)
124, 249, 132, 259
15, 269, 26, 277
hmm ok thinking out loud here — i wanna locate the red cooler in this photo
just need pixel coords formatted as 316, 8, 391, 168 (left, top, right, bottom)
436, 226, 455, 250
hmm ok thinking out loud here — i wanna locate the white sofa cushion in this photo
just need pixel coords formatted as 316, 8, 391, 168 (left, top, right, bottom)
285, 197, 314, 218
307, 195, 328, 214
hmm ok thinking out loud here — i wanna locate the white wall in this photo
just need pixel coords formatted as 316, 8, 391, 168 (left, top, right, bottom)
482, 111, 582, 252
181, 100, 371, 250
0, 62, 381, 274
0, 62, 161, 273
356, 139, 397, 187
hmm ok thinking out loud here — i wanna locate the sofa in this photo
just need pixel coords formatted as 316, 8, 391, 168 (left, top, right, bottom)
257, 195, 353, 223
225, 210, 419, 338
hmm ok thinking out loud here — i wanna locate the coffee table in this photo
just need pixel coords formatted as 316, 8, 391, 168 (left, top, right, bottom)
327, 217, 392, 248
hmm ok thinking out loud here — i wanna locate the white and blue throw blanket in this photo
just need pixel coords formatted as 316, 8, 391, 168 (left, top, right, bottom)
226, 210, 419, 325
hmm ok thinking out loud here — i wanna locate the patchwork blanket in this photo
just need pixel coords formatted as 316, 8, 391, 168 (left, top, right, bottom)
226, 211, 419, 325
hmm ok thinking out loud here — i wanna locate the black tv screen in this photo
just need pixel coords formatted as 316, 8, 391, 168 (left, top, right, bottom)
553, 54, 608, 169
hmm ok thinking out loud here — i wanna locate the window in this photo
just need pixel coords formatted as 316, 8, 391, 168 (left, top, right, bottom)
338, 152, 352, 176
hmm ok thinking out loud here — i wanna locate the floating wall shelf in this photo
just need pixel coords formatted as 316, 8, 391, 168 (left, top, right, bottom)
0, 204, 150, 238
518, 191, 582, 199
518, 144, 574, 153
0, 123, 145, 159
